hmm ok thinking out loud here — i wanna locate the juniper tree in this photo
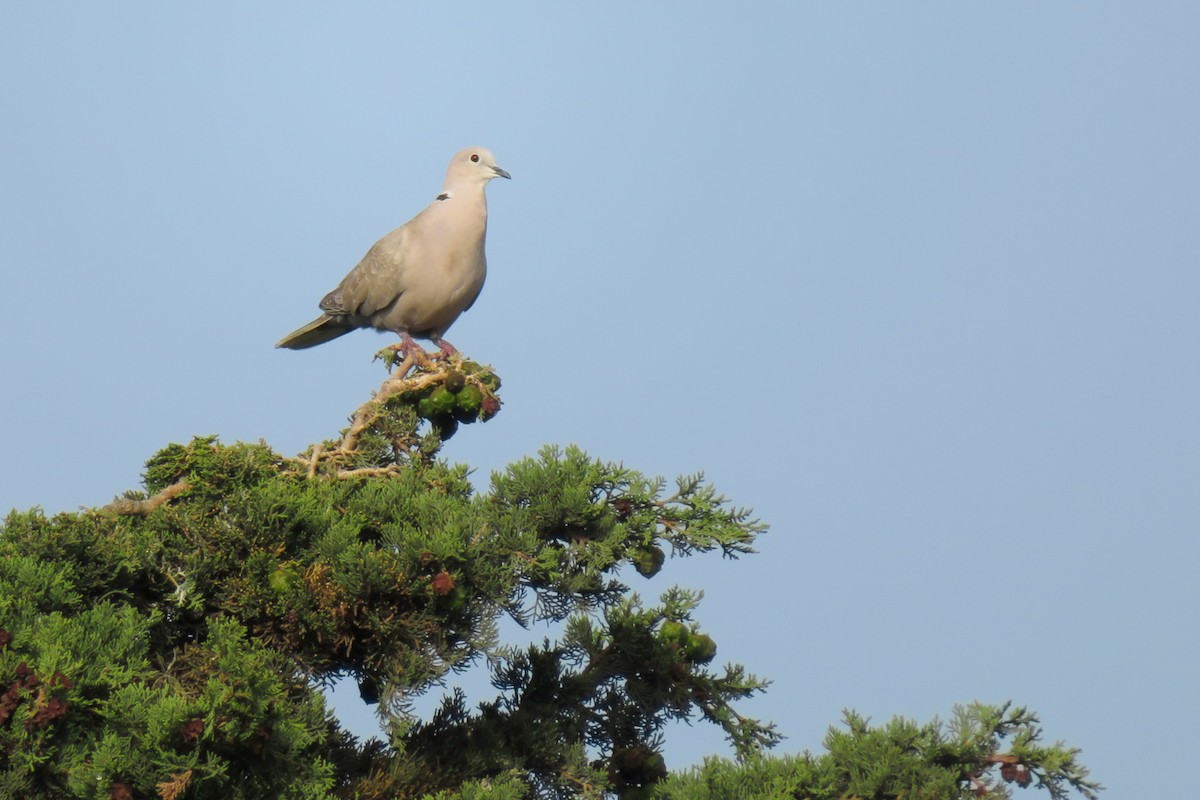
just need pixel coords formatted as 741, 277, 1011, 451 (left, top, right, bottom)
0, 353, 1098, 799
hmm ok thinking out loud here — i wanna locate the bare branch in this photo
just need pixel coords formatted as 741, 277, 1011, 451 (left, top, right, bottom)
104, 478, 190, 516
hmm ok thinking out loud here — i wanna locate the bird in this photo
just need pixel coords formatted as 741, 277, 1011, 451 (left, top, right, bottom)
275, 147, 510, 356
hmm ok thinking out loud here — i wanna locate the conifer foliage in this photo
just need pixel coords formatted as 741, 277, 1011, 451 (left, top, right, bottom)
0, 355, 1098, 799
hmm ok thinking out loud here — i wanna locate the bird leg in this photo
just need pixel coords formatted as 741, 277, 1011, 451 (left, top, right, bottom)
377, 333, 426, 375
385, 332, 431, 360
431, 337, 460, 358
385, 332, 458, 364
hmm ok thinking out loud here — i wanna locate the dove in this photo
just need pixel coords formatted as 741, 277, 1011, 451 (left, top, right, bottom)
275, 147, 510, 356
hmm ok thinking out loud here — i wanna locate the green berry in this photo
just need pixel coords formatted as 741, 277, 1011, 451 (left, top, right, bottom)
632, 545, 665, 578
660, 620, 690, 648
425, 387, 456, 417
268, 565, 297, 594
684, 633, 717, 664
455, 384, 483, 415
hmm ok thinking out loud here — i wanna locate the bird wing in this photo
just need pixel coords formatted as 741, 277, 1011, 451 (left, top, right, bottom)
319, 226, 409, 319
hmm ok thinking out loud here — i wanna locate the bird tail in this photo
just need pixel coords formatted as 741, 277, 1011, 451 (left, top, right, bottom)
274, 315, 354, 350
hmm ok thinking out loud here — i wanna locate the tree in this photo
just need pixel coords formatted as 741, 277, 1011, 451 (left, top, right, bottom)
0, 354, 1098, 799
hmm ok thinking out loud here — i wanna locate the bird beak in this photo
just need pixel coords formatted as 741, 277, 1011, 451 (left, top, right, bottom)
492, 165, 512, 180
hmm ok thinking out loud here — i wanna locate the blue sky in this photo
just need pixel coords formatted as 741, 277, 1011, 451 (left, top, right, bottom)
2, 4, 1197, 795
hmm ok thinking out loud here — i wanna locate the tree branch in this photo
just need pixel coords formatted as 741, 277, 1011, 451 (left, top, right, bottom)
104, 478, 190, 515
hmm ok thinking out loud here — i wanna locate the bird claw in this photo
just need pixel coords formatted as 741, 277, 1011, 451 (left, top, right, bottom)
386, 337, 422, 357
376, 335, 463, 380
379, 333, 462, 372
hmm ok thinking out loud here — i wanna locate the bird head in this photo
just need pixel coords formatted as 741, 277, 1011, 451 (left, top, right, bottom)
446, 147, 511, 187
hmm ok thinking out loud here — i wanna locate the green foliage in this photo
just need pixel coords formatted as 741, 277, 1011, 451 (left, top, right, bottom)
488, 446, 763, 622
0, 357, 1097, 799
654, 703, 1100, 800
0, 575, 335, 799
393, 589, 778, 798
0, 359, 769, 799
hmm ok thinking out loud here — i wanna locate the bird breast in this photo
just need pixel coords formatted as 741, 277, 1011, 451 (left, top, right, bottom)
374, 214, 487, 335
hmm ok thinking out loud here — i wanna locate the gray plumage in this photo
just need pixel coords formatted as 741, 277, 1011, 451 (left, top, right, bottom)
276, 147, 510, 355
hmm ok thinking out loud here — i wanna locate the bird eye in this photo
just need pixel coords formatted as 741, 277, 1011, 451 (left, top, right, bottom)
470, 153, 480, 163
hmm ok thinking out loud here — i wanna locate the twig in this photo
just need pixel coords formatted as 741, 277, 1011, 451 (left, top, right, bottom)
308, 444, 324, 479
295, 349, 469, 478
336, 466, 405, 479
337, 360, 448, 453
105, 479, 190, 515
338, 369, 409, 453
